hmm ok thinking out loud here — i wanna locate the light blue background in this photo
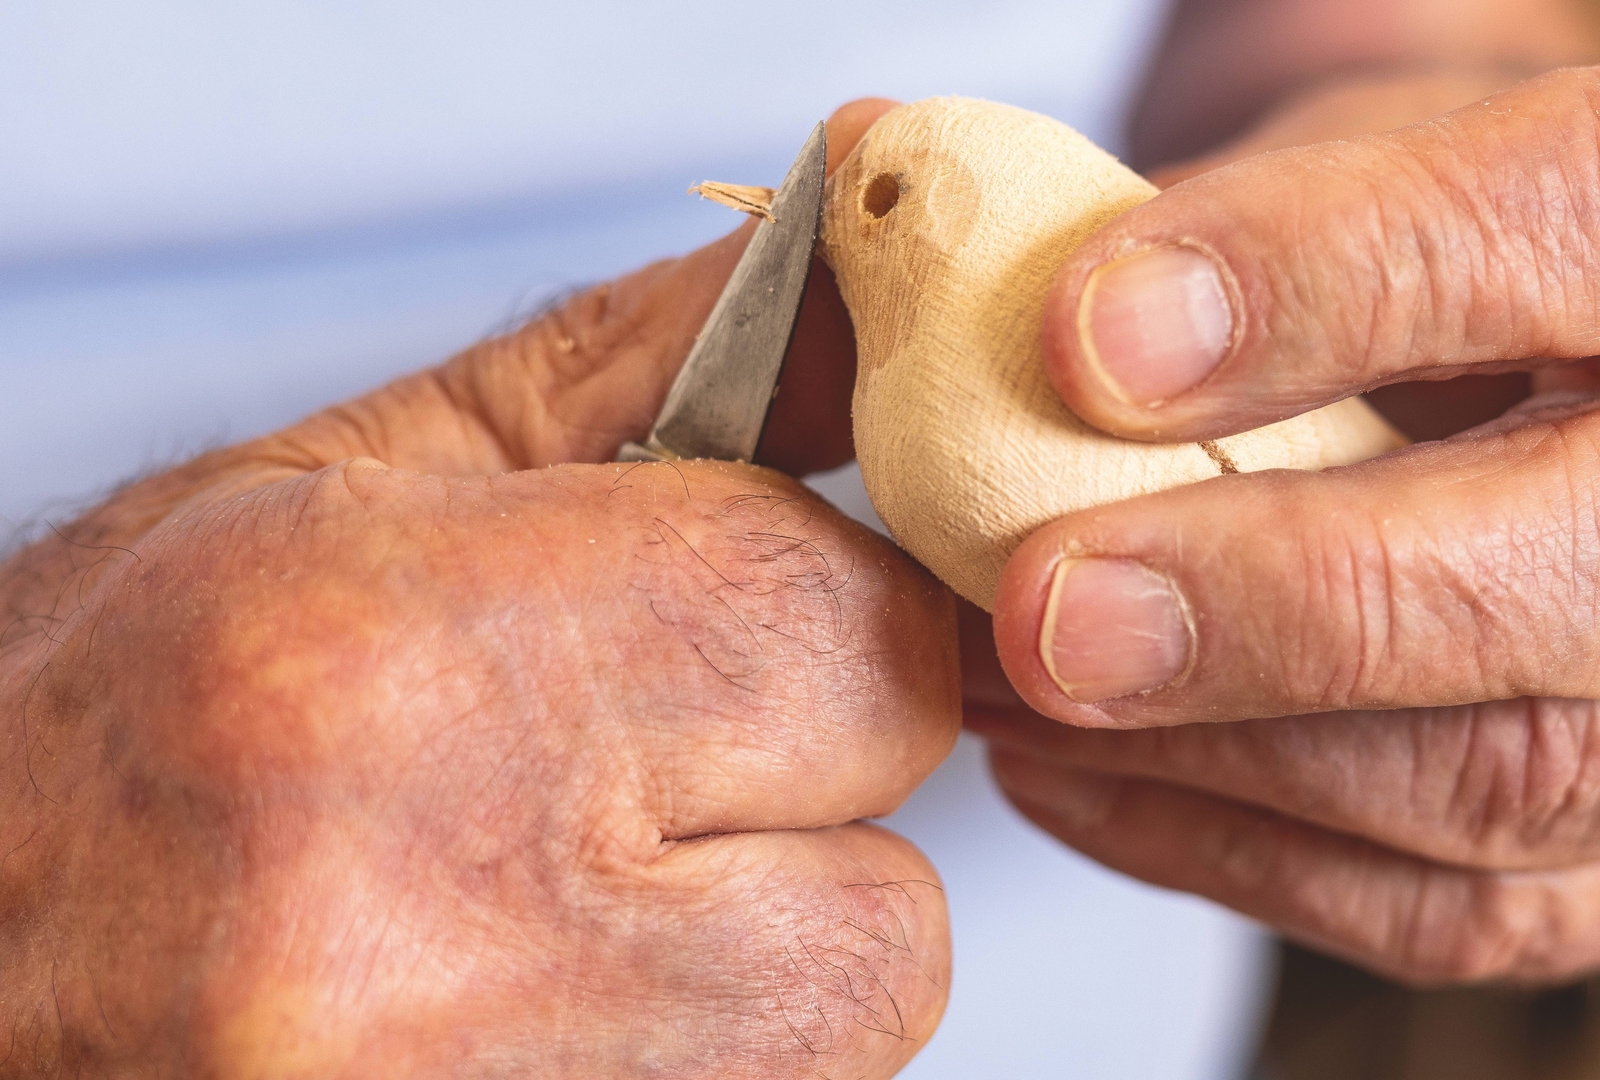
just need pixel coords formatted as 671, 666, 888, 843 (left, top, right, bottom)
1, 3, 1273, 1076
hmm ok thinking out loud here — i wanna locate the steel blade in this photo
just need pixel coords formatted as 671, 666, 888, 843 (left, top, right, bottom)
618, 121, 826, 464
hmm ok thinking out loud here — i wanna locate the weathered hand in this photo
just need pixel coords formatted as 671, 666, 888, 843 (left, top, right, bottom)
0, 101, 959, 1077
977, 68, 1600, 985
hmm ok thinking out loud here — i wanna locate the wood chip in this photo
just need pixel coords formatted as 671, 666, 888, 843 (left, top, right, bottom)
690, 181, 776, 222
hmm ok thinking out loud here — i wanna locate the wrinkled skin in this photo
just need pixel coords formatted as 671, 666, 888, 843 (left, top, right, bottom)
20, 12, 1600, 1077
981, 63, 1600, 986
0, 102, 960, 1077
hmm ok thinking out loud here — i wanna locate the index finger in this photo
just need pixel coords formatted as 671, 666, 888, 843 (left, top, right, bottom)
269, 100, 901, 481
1042, 67, 1600, 442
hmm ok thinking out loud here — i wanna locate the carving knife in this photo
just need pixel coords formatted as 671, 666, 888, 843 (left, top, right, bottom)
616, 121, 826, 464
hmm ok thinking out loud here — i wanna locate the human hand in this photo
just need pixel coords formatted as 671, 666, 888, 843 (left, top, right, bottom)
972, 68, 1600, 985
0, 101, 959, 1078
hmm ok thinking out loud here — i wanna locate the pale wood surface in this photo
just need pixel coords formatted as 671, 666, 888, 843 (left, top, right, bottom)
822, 98, 1404, 609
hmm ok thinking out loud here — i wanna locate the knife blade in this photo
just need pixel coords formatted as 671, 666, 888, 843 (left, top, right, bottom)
616, 120, 826, 464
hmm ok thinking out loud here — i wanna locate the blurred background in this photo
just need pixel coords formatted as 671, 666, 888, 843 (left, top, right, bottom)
0, 3, 1277, 1076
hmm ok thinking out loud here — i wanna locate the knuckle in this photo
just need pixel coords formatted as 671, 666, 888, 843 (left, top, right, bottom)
1528, 65, 1600, 124
1433, 423, 1600, 701
627, 828, 949, 1076
1440, 701, 1600, 869
1267, 436, 1600, 714
1270, 503, 1409, 710
522, 278, 646, 383
763, 835, 950, 1071
1390, 877, 1521, 984
620, 468, 960, 749
1458, 74, 1600, 348
1254, 131, 1462, 379
1210, 810, 1299, 897
441, 271, 683, 466
1284, 68, 1600, 377
1391, 872, 1581, 986
1519, 419, 1600, 685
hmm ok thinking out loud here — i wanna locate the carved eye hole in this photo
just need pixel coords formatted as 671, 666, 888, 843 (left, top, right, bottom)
862, 172, 900, 218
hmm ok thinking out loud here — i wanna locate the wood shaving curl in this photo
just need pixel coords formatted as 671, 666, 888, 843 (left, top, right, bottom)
690, 181, 776, 222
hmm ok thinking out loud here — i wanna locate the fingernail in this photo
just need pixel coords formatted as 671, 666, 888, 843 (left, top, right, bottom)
1040, 559, 1191, 703
1079, 246, 1235, 406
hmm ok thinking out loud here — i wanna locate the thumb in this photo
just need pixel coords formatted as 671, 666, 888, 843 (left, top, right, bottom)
1042, 67, 1600, 443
